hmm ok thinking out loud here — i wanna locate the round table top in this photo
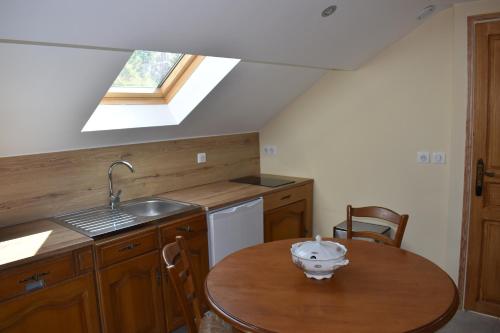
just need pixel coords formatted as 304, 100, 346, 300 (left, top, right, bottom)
205, 239, 458, 333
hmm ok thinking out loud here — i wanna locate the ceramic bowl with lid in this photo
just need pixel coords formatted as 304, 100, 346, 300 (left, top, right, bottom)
290, 235, 349, 280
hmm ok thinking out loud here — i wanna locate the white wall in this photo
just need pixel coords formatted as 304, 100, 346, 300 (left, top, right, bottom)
0, 42, 324, 157
260, 2, 500, 282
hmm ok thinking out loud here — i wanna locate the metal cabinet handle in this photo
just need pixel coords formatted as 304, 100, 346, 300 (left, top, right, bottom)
118, 243, 140, 251
176, 225, 193, 233
156, 269, 162, 286
19, 271, 50, 284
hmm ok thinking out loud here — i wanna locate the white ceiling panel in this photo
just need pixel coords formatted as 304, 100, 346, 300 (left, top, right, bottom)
0, 0, 471, 69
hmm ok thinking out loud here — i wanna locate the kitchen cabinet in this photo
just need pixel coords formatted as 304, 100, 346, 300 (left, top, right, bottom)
0, 248, 100, 333
0, 177, 312, 333
95, 226, 164, 333
159, 213, 209, 332
263, 183, 313, 242
264, 199, 307, 242
0, 274, 100, 333
94, 212, 208, 333
97, 251, 164, 333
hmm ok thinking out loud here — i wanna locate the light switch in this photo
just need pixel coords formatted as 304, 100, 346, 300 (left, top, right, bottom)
197, 152, 206, 163
431, 152, 446, 164
417, 151, 430, 164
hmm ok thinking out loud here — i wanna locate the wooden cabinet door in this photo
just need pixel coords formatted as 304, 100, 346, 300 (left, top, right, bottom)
184, 224, 209, 308
264, 200, 307, 242
98, 251, 164, 333
0, 273, 100, 333
160, 215, 209, 332
162, 265, 185, 332
163, 233, 209, 332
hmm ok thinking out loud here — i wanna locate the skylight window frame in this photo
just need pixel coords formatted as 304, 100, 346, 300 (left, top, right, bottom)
101, 54, 205, 105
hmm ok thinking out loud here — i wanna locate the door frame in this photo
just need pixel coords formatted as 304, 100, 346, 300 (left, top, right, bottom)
459, 12, 500, 307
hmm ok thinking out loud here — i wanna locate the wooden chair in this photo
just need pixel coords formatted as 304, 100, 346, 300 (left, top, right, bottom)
346, 205, 409, 248
162, 236, 232, 333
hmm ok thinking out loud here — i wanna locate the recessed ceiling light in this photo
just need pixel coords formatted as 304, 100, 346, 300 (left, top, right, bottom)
321, 5, 337, 18
417, 5, 436, 20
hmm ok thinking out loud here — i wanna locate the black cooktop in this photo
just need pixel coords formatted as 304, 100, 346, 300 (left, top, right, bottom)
230, 176, 295, 188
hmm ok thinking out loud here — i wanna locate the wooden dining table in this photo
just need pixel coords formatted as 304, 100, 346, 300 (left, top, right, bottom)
204, 238, 458, 333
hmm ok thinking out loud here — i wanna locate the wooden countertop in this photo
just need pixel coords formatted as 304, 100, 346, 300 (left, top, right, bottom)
159, 174, 313, 210
0, 219, 93, 270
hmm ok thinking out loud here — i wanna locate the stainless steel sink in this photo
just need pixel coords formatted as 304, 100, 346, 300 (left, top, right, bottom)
120, 198, 191, 217
54, 197, 199, 238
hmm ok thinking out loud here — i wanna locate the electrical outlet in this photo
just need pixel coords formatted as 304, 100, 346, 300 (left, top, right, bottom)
263, 145, 277, 156
431, 152, 446, 164
417, 151, 430, 164
197, 152, 206, 164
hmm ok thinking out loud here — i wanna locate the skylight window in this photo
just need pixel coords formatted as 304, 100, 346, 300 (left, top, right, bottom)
110, 51, 183, 92
85, 54, 241, 131
101, 51, 205, 105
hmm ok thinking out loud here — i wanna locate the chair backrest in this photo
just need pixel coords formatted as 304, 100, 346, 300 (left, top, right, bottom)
346, 205, 409, 248
162, 236, 203, 333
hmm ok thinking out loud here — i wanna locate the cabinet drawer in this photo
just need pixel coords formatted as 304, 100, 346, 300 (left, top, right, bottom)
160, 214, 207, 245
0, 253, 76, 302
96, 229, 158, 268
264, 184, 311, 211
0, 273, 100, 333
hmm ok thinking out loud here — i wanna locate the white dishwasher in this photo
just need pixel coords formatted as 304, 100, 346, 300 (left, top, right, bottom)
207, 197, 263, 267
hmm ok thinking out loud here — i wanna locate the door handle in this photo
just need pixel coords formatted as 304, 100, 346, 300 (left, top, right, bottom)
475, 159, 496, 196
476, 159, 485, 196
476, 159, 497, 196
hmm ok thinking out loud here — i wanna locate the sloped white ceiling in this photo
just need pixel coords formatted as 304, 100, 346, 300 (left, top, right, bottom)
0, 42, 324, 156
0, 0, 471, 69
0, 1, 473, 156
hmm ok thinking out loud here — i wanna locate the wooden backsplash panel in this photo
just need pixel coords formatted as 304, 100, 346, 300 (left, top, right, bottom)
0, 133, 259, 226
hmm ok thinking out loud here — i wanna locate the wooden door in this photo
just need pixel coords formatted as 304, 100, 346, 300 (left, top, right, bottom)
161, 216, 209, 332
0, 274, 100, 333
264, 200, 306, 242
98, 251, 165, 333
465, 18, 500, 317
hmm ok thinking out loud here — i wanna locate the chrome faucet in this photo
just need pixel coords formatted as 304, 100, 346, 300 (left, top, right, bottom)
108, 160, 135, 210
